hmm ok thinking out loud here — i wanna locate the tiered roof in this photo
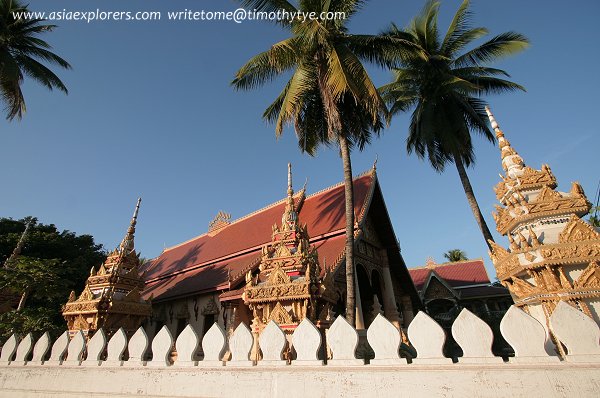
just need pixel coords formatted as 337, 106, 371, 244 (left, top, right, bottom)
142, 170, 379, 302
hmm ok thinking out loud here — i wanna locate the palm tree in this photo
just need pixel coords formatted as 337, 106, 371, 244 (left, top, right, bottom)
0, 0, 71, 120
232, 0, 413, 326
379, 0, 529, 251
443, 249, 468, 262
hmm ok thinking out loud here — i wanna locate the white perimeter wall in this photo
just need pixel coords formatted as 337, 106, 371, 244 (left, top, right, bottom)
1, 363, 600, 398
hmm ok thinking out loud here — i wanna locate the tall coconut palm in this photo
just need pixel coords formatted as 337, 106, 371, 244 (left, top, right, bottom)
232, 0, 414, 326
380, 0, 529, 251
0, 0, 71, 120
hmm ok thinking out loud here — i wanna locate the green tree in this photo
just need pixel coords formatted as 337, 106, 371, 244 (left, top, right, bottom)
443, 249, 468, 262
0, 0, 71, 120
589, 206, 600, 228
0, 218, 105, 340
232, 0, 413, 326
379, 0, 529, 251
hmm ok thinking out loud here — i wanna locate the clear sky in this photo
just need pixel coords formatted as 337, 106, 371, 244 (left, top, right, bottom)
2, 0, 599, 279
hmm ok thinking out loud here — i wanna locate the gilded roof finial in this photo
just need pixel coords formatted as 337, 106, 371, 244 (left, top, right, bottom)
372, 154, 378, 171
119, 197, 141, 255
282, 163, 298, 229
287, 162, 293, 196
485, 106, 525, 178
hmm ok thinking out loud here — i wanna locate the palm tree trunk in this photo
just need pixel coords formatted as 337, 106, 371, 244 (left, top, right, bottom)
339, 135, 356, 327
453, 153, 495, 251
16, 286, 30, 312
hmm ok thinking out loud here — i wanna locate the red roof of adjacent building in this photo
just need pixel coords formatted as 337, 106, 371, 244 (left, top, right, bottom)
408, 259, 491, 291
141, 172, 375, 302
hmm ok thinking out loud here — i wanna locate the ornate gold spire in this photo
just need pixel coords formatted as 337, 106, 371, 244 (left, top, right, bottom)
486, 105, 599, 334
118, 198, 141, 255
485, 106, 525, 178
281, 163, 298, 230
63, 197, 151, 338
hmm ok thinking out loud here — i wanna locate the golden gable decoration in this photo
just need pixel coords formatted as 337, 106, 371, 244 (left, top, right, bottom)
559, 216, 600, 244
243, 164, 336, 334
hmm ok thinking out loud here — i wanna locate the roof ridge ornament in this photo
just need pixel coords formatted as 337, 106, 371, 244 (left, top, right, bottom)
119, 197, 141, 255
208, 210, 232, 233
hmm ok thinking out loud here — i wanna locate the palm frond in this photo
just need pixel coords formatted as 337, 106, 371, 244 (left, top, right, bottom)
0, 0, 70, 120
454, 32, 530, 67
14, 55, 68, 93
239, 0, 297, 28
232, 38, 299, 90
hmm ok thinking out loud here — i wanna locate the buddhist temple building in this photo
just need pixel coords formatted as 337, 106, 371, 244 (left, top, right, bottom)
486, 107, 600, 332
140, 165, 420, 343
409, 258, 512, 324
62, 198, 152, 338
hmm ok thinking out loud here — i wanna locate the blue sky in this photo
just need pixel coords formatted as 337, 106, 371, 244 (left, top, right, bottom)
2, 0, 599, 278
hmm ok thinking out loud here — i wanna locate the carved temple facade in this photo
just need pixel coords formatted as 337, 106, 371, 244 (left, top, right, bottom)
62, 199, 152, 338
140, 165, 419, 345
486, 107, 600, 331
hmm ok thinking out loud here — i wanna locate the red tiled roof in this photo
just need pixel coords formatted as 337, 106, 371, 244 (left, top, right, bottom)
141, 173, 373, 301
408, 259, 490, 291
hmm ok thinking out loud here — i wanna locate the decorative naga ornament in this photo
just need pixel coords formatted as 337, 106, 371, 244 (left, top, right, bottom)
486, 107, 600, 329
63, 198, 152, 338
243, 164, 336, 335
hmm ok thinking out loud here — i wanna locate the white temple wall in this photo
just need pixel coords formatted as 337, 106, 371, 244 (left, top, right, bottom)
2, 305, 600, 397
1, 365, 599, 398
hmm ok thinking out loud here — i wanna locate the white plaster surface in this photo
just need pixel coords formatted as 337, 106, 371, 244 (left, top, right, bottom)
367, 314, 405, 365
327, 316, 363, 366
1, 363, 599, 398
148, 326, 173, 367
585, 297, 600, 324
550, 301, 600, 362
501, 306, 559, 363
126, 326, 148, 367
104, 328, 127, 366
258, 321, 287, 366
199, 322, 226, 367
82, 329, 106, 367
452, 309, 502, 364
408, 311, 451, 364
228, 322, 253, 367
291, 318, 323, 366
30, 332, 50, 365
64, 331, 85, 366
175, 324, 199, 367
48, 331, 69, 365
14, 333, 33, 365
0, 334, 18, 364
